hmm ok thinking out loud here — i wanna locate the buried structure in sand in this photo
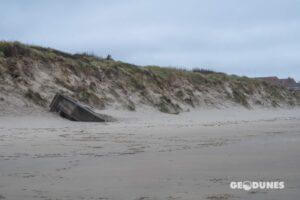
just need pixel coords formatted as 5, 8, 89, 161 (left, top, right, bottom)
49, 93, 110, 122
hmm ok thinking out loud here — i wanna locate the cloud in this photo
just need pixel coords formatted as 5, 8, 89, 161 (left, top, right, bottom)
1, 0, 300, 80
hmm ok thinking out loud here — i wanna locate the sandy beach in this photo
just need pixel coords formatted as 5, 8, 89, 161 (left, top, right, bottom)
1, 107, 300, 200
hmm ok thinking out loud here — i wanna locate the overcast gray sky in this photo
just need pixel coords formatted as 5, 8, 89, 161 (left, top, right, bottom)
1, 0, 300, 81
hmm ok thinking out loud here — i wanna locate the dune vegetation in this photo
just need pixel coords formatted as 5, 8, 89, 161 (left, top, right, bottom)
0, 41, 299, 114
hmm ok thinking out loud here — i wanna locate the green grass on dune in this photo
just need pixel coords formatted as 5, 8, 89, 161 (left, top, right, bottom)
1, 41, 298, 109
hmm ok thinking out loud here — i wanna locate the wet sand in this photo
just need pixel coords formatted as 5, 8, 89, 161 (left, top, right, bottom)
0, 108, 300, 200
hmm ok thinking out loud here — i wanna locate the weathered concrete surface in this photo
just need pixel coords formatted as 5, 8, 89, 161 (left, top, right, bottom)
50, 93, 111, 122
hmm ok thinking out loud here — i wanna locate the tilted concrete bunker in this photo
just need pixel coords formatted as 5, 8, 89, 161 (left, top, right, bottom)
50, 93, 107, 122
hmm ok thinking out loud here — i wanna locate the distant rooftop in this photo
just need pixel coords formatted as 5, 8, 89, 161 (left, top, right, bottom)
256, 76, 300, 91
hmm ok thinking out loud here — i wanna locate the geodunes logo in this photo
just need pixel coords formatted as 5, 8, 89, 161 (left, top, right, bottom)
230, 181, 285, 191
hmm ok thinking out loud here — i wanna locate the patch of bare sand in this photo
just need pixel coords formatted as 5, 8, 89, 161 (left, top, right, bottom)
0, 107, 300, 199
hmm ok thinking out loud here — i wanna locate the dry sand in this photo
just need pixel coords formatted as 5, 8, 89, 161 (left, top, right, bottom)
0, 107, 300, 200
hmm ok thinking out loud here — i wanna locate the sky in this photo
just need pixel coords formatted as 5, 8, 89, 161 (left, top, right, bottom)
1, 0, 300, 81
